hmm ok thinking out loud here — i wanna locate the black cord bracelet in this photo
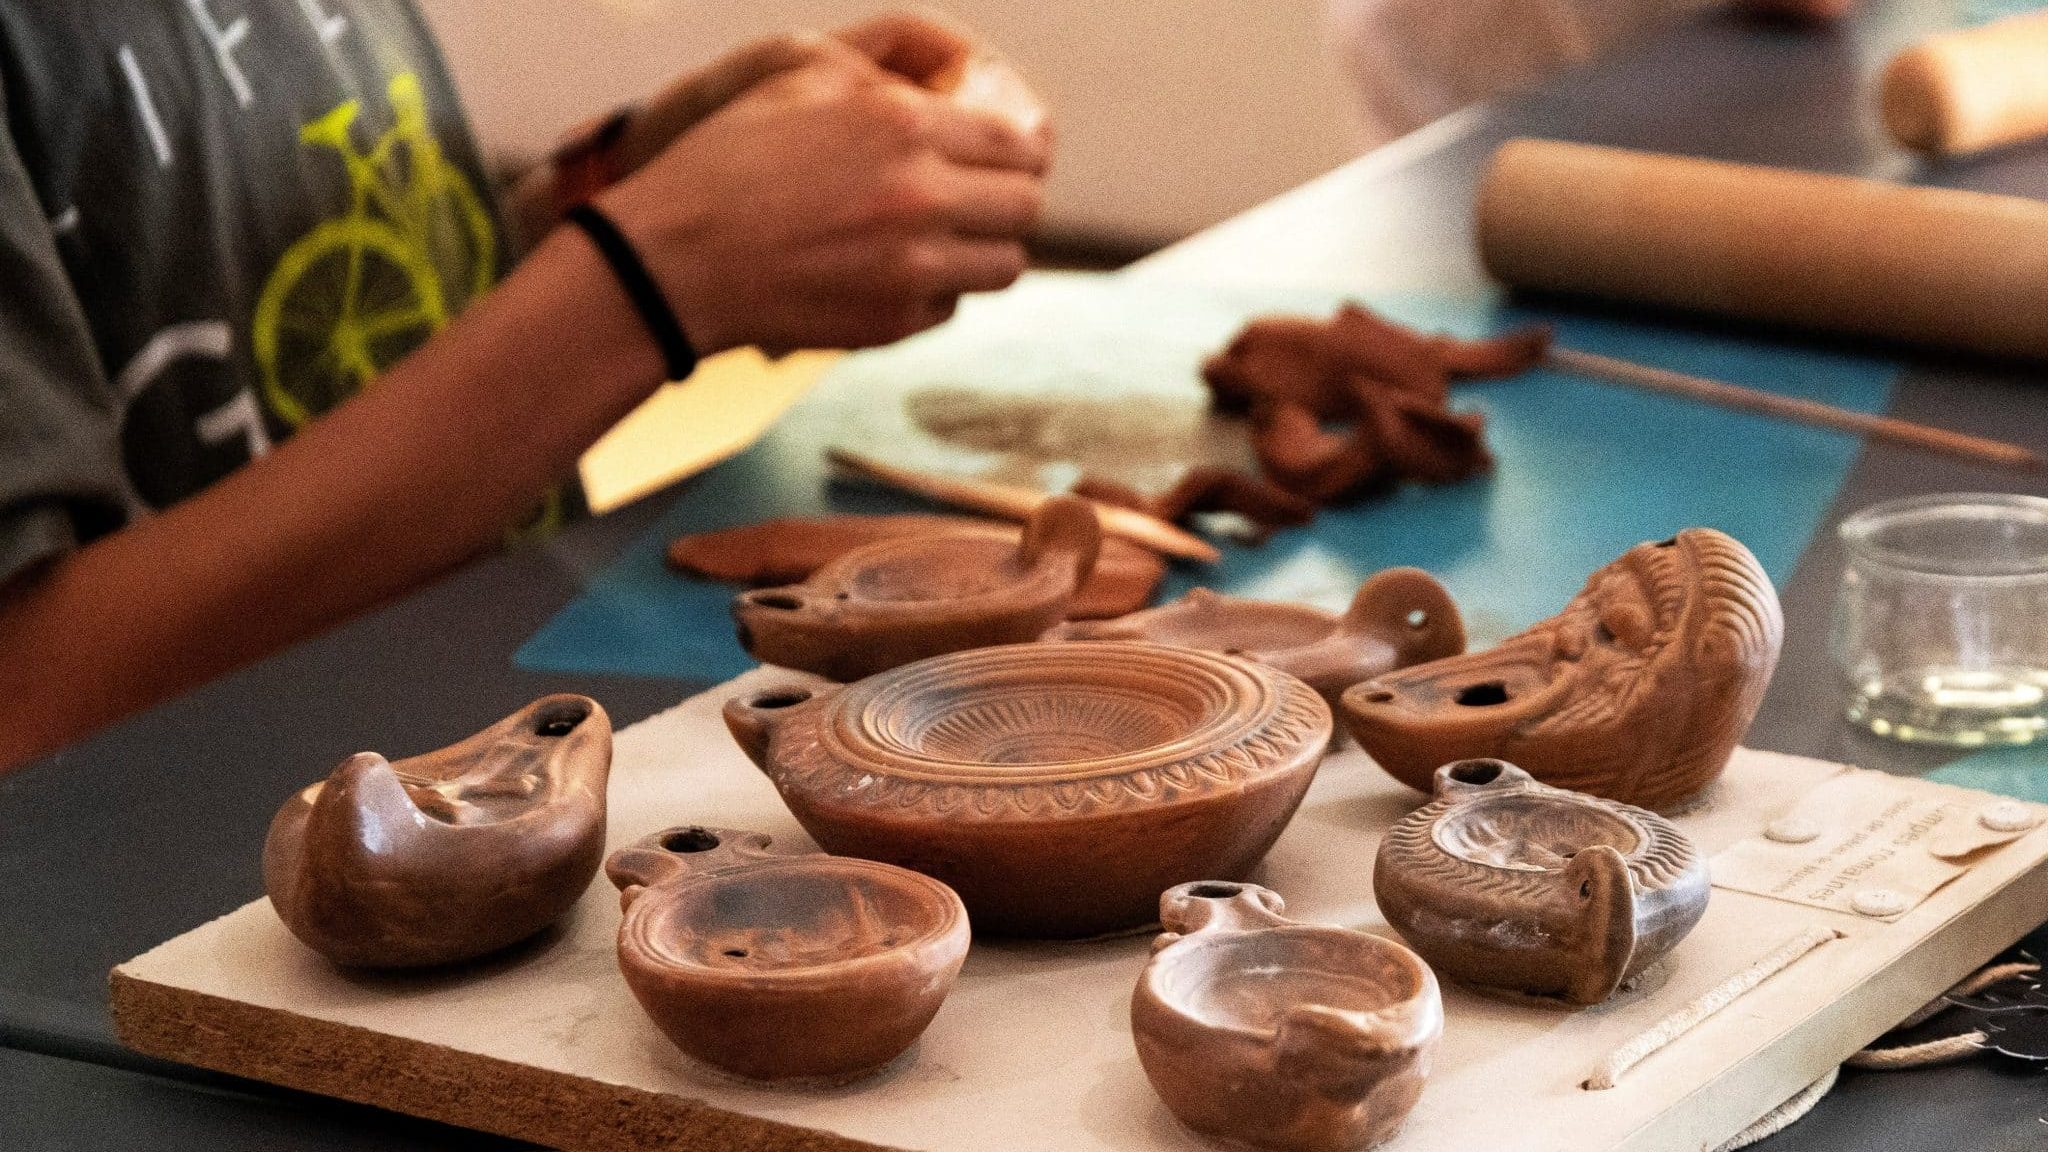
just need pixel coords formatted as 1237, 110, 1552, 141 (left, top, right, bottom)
565, 203, 700, 383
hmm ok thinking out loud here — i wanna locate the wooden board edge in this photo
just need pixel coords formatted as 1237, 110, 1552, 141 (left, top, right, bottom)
1612, 844, 2048, 1152
108, 969, 905, 1152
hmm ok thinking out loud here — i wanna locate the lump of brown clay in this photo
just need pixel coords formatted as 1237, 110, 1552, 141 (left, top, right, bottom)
1200, 304, 1547, 508
262, 695, 611, 969
1342, 528, 1782, 811
732, 496, 1102, 681
607, 826, 969, 1084
1045, 568, 1465, 711
1073, 466, 1317, 535
1250, 393, 1493, 506
667, 512, 1164, 620
723, 641, 1332, 938
1375, 759, 1709, 1007
1205, 303, 1550, 418
1132, 881, 1441, 1152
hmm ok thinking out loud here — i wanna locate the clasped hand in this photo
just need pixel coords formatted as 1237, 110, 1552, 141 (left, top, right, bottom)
594, 12, 1051, 356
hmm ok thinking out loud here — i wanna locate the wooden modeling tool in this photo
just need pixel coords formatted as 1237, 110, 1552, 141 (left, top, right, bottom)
826, 448, 1223, 563
1479, 139, 2048, 361
1545, 346, 2043, 472
1883, 11, 2048, 157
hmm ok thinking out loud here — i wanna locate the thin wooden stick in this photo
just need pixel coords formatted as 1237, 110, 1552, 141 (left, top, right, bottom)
1544, 346, 2044, 472
825, 448, 1223, 564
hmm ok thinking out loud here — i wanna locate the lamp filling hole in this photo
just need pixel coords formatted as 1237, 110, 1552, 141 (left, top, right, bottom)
1456, 682, 1510, 707
1448, 760, 1504, 785
662, 828, 722, 853
749, 691, 811, 710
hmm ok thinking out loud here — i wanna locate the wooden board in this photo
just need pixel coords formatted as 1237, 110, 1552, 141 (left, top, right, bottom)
113, 670, 2048, 1152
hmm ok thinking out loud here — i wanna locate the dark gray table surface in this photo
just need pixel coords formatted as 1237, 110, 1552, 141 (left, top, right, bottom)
5, 1, 2047, 1147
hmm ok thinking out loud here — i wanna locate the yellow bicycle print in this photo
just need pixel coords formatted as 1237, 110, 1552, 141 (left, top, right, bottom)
255, 73, 497, 429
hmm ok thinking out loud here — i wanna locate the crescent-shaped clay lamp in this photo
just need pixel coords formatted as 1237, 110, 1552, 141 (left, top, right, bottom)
1375, 760, 1709, 1007
1133, 881, 1442, 1152
733, 494, 1102, 682
1341, 528, 1782, 811
1045, 568, 1465, 710
262, 695, 611, 968
607, 826, 969, 1084
723, 641, 1332, 938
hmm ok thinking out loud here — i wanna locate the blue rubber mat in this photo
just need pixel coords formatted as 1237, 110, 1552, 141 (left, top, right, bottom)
516, 275, 1896, 684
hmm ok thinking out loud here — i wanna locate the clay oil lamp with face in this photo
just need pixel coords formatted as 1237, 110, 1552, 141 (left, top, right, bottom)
1046, 567, 1465, 711
262, 695, 612, 969
1341, 528, 1782, 811
1132, 880, 1442, 1152
723, 641, 1333, 938
733, 495, 1103, 682
1375, 759, 1710, 1007
607, 826, 970, 1084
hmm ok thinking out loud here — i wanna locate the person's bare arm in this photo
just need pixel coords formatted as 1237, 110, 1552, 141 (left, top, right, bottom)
0, 227, 662, 768
0, 28, 1047, 770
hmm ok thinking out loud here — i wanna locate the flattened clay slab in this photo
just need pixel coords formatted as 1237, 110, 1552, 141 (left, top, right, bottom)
1343, 528, 1783, 811
668, 513, 1165, 620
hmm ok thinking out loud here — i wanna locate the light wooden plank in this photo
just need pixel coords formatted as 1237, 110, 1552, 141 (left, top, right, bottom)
114, 671, 2048, 1152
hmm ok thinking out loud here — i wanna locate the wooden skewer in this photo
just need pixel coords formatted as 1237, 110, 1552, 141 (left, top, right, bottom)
1544, 346, 2044, 473
826, 448, 1223, 564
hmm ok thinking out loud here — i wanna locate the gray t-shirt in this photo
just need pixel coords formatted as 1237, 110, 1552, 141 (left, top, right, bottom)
0, 1, 504, 588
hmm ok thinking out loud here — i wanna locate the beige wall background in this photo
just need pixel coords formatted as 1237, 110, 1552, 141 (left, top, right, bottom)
416, 0, 1368, 247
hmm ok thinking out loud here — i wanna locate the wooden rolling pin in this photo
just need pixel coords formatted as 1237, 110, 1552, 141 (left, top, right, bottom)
1883, 11, 2048, 157
1478, 138, 2048, 360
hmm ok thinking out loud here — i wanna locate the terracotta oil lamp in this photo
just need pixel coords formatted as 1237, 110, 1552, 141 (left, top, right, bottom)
732, 495, 1102, 682
262, 695, 611, 969
1375, 759, 1709, 1007
1341, 528, 1782, 810
723, 641, 1332, 938
1045, 568, 1465, 710
607, 826, 970, 1084
1132, 881, 1441, 1152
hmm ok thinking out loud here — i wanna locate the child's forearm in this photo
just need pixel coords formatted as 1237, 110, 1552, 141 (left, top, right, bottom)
0, 226, 662, 770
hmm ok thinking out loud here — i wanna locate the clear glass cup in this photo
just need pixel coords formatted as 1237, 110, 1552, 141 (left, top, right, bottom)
1832, 493, 2048, 746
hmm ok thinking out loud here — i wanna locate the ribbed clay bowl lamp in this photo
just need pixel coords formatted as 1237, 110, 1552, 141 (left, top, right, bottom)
723, 641, 1333, 938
